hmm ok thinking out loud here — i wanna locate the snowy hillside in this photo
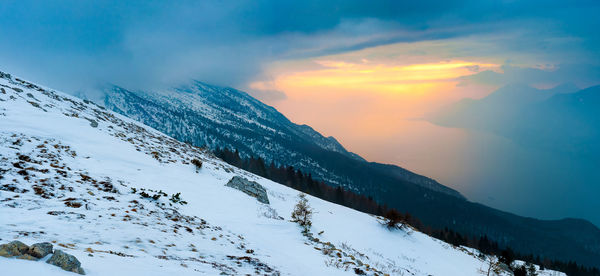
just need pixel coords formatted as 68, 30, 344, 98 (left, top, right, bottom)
101, 82, 463, 199
97, 81, 600, 269
0, 71, 564, 275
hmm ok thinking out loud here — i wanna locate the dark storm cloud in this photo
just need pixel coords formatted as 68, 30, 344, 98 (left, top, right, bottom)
0, 0, 598, 94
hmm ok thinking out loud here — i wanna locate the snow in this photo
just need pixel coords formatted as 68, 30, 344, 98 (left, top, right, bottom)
0, 73, 565, 275
102, 82, 362, 187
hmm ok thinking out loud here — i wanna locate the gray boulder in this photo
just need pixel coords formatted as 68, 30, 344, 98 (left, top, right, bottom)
28, 242, 53, 258
47, 250, 85, 275
17, 254, 38, 260
225, 176, 270, 204
0, 240, 29, 257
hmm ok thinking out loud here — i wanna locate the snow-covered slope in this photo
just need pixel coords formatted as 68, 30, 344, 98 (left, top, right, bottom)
0, 72, 563, 275
101, 82, 463, 199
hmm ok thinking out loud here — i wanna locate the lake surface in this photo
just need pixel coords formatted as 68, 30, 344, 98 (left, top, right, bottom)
354, 119, 600, 226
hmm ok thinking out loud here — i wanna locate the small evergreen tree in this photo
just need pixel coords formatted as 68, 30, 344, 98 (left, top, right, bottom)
191, 158, 203, 172
291, 193, 313, 230
500, 248, 515, 266
479, 255, 501, 276
512, 265, 527, 276
383, 209, 404, 229
170, 192, 188, 205
527, 263, 538, 276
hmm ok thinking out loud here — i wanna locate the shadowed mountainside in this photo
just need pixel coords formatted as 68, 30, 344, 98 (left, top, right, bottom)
98, 81, 600, 268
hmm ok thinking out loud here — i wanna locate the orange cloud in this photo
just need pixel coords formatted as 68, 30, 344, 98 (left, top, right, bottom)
248, 54, 500, 166
253, 59, 498, 99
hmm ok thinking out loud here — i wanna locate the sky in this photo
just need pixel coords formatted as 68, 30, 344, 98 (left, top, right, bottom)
1, 0, 600, 223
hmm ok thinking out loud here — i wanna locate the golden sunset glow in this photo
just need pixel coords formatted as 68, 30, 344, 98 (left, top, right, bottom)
248, 49, 501, 166
253, 60, 499, 98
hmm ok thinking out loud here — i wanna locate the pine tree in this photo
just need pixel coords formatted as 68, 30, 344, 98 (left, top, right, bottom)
513, 265, 527, 276
500, 248, 515, 266
527, 262, 537, 276
383, 208, 404, 229
291, 193, 313, 230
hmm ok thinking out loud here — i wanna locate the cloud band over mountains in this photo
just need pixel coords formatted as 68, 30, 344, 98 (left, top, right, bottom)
0, 0, 599, 93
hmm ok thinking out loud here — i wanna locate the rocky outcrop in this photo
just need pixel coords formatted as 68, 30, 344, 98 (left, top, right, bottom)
28, 242, 53, 258
0, 240, 83, 274
47, 249, 85, 275
225, 176, 270, 204
17, 254, 38, 260
0, 241, 29, 257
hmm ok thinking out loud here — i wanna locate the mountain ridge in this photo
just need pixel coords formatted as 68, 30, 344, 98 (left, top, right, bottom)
90, 79, 600, 268
101, 81, 462, 200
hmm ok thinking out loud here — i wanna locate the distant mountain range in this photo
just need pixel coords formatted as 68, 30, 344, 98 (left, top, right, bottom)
93, 81, 600, 267
427, 82, 600, 156
514, 85, 600, 156
428, 83, 577, 131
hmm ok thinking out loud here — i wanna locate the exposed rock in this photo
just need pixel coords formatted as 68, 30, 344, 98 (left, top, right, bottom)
28, 242, 53, 258
85, 118, 98, 128
225, 176, 270, 204
17, 254, 38, 261
0, 240, 29, 257
354, 267, 366, 275
0, 71, 12, 79
46, 250, 85, 275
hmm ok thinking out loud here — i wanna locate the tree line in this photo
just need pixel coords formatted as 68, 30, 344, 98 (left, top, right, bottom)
214, 147, 600, 276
